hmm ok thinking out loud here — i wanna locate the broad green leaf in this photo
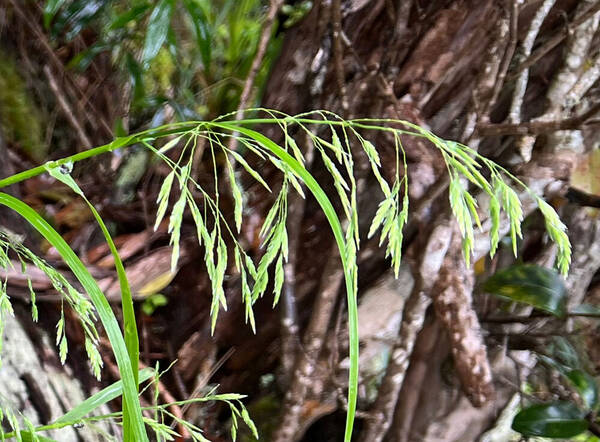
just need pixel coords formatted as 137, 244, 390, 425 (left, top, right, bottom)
142, 0, 174, 65
512, 402, 588, 438
483, 264, 567, 317
565, 369, 599, 411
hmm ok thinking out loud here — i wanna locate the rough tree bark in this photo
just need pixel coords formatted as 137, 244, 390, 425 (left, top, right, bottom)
260, 0, 600, 440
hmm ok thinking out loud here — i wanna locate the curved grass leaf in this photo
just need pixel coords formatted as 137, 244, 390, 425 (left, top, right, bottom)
45, 164, 141, 438
512, 402, 588, 438
210, 122, 359, 442
0, 193, 149, 442
9, 431, 57, 442
483, 264, 567, 317
55, 367, 155, 424
0, 113, 576, 442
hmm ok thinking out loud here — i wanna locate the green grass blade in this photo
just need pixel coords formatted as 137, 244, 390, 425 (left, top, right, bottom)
0, 193, 149, 442
6, 431, 57, 442
54, 367, 155, 424
45, 165, 141, 440
211, 122, 359, 442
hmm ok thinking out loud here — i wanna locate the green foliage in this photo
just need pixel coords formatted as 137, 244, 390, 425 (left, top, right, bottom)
0, 111, 572, 441
0, 231, 99, 372
483, 263, 600, 439
46, 0, 280, 120
512, 402, 588, 438
280, 1, 312, 28
142, 0, 174, 66
483, 264, 568, 316
0, 369, 256, 441
141, 293, 169, 316
0, 51, 46, 161
565, 369, 599, 411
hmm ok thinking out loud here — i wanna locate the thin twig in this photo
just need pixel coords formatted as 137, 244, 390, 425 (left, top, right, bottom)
228, 0, 284, 145
179, 347, 235, 418
462, 3, 511, 142
280, 130, 317, 382
486, 0, 518, 115
475, 102, 600, 136
389, 320, 440, 442
43, 66, 93, 150
272, 245, 345, 442
483, 311, 600, 323
358, 221, 454, 442
332, 0, 349, 114
508, 1, 600, 82
8, 0, 113, 138
508, 0, 556, 124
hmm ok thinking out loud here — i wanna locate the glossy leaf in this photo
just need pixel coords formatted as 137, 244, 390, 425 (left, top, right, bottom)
483, 264, 567, 316
512, 402, 588, 438
142, 0, 174, 65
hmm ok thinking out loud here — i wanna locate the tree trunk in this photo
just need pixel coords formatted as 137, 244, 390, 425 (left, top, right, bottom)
262, 0, 600, 440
